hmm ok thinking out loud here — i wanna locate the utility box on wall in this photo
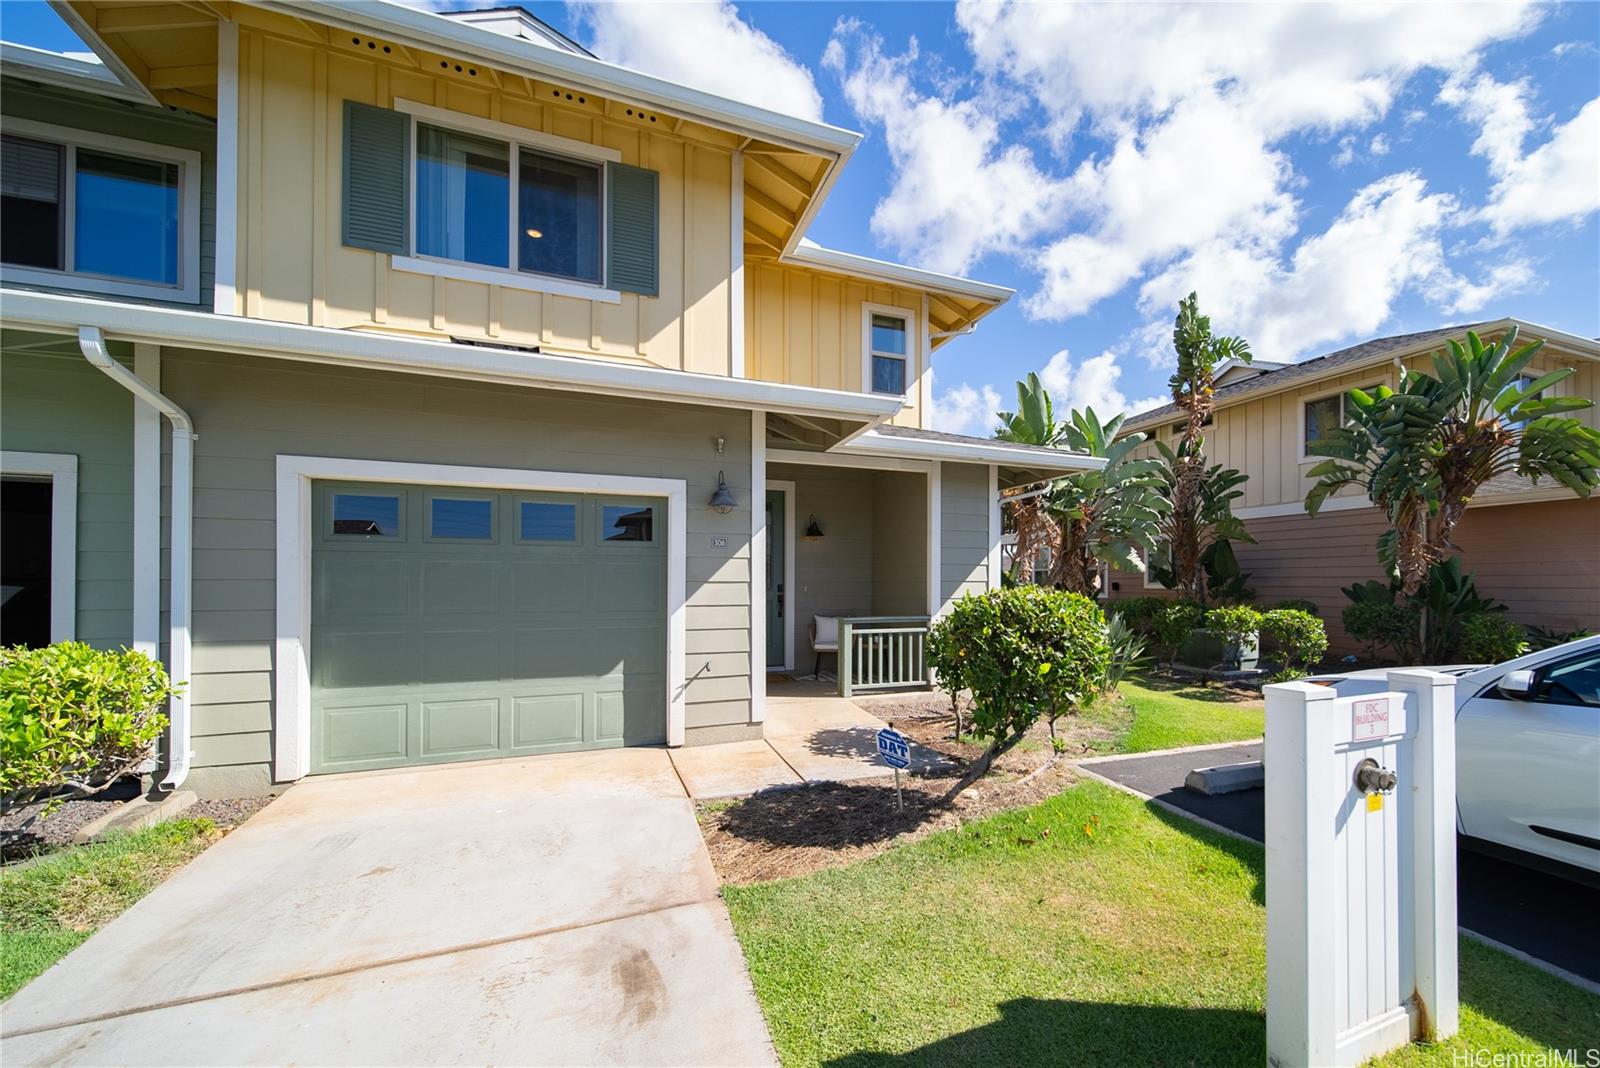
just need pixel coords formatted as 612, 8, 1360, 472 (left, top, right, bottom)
1264, 670, 1459, 1067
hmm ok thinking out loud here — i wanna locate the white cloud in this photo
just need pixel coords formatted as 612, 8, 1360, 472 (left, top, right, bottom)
1138, 173, 1459, 359
827, 0, 1558, 364
1438, 71, 1537, 175
568, 1, 823, 122
821, 23, 1064, 274
1483, 99, 1600, 233
1037, 349, 1167, 422
927, 371, 1002, 437
1430, 258, 1539, 315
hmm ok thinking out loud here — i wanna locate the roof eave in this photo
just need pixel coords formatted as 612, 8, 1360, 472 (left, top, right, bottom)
838, 429, 1104, 472
252, 0, 862, 158
0, 288, 903, 424
784, 243, 1014, 304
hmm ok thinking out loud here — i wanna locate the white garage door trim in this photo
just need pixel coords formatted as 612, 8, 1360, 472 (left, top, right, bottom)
274, 454, 687, 782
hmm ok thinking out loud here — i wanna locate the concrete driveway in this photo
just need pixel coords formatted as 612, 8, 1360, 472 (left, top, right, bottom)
1, 750, 775, 1066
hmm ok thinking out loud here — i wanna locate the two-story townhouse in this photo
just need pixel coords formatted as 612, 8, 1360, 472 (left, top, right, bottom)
1105, 322, 1600, 653
0, 2, 1097, 797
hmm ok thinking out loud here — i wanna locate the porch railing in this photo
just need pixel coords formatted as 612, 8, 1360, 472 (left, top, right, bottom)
838, 616, 932, 698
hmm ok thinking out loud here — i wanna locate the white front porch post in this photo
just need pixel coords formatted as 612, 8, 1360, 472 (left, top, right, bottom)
926, 461, 942, 618
750, 409, 766, 723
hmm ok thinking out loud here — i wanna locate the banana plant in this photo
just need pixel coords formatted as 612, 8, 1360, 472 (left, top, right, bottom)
996, 373, 1066, 582
1155, 293, 1256, 600
1044, 407, 1170, 594
1305, 327, 1599, 595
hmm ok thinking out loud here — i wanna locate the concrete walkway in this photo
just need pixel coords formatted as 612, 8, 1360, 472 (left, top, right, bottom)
668, 680, 953, 798
1, 750, 776, 1067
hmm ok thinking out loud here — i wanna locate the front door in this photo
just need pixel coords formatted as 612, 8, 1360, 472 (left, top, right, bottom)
765, 489, 785, 668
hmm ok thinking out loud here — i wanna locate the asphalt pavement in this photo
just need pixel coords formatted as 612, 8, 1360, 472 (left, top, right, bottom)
1081, 743, 1600, 986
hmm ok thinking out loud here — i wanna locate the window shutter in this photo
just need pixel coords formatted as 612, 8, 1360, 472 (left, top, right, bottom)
342, 101, 409, 255
606, 162, 658, 297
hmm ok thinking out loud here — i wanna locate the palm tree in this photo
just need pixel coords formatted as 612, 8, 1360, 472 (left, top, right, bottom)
1045, 407, 1168, 594
1306, 326, 1600, 595
996, 373, 1064, 582
1156, 293, 1256, 600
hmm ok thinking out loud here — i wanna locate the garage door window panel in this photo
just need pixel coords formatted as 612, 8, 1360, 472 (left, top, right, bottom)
329, 491, 404, 539
517, 497, 580, 544
426, 495, 496, 542
599, 501, 655, 544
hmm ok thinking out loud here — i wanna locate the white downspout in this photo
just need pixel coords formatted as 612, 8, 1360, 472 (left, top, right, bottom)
78, 326, 194, 790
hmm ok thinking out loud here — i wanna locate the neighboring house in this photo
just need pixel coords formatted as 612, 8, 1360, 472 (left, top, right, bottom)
1106, 321, 1600, 653
0, 3, 1097, 796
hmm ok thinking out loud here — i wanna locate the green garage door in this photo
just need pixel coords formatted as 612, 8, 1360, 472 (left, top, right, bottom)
310, 481, 667, 774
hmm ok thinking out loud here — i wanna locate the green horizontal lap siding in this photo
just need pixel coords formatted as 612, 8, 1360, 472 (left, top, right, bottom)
309, 483, 666, 772
1, 78, 217, 308
0, 340, 135, 647
871, 470, 927, 616
940, 462, 991, 605
156, 349, 753, 779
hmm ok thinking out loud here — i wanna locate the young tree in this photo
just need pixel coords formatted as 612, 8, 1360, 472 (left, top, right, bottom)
1151, 293, 1256, 601
996, 373, 1064, 582
1045, 407, 1168, 594
1306, 327, 1600, 594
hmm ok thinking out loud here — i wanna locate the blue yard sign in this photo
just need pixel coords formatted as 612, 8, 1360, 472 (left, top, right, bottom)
876, 727, 910, 769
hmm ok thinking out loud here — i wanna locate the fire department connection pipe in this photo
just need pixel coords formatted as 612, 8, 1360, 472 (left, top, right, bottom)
78, 326, 194, 791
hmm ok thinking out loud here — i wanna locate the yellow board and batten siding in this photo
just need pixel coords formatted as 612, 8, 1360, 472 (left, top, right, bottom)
744, 259, 929, 428
231, 23, 734, 375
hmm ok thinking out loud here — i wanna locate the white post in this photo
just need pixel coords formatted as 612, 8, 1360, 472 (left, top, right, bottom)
1390, 669, 1459, 1041
1265, 680, 1341, 1068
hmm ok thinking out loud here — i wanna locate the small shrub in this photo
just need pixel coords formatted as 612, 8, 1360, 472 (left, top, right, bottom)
1261, 609, 1329, 676
1342, 602, 1416, 663
1525, 625, 1596, 651
1, 643, 175, 813
1203, 605, 1263, 670
925, 587, 1111, 748
1104, 612, 1150, 690
1108, 597, 1170, 637
924, 614, 970, 735
1459, 614, 1530, 664
1152, 601, 1206, 661
1271, 598, 1321, 617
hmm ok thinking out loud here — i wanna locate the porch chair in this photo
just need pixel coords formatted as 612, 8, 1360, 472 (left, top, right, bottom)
810, 615, 839, 678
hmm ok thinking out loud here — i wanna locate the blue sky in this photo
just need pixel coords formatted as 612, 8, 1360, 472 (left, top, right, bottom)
7, 1, 1596, 434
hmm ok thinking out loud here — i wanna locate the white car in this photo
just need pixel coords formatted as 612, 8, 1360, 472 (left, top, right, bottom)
1309, 635, 1600, 880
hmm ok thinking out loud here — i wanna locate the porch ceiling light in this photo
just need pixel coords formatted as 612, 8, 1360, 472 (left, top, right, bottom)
709, 470, 737, 514
804, 514, 824, 539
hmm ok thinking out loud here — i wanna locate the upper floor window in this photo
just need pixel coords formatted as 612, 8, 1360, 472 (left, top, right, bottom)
344, 99, 658, 303
0, 122, 200, 303
866, 309, 910, 396
1302, 384, 1380, 456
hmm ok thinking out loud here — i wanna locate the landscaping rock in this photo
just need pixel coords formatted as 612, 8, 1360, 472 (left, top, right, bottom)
72, 790, 199, 843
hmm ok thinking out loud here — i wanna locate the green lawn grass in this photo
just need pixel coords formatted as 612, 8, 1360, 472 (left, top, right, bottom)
1097, 675, 1266, 753
723, 782, 1599, 1067
1, 817, 219, 999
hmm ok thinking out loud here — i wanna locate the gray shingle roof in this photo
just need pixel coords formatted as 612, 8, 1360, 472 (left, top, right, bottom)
1122, 321, 1497, 431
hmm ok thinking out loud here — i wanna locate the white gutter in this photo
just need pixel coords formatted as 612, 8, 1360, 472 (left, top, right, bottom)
0, 42, 151, 104
78, 327, 194, 791
2, 289, 902, 425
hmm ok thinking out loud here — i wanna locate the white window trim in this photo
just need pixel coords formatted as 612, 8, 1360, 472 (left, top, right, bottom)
1298, 381, 1383, 463
862, 302, 917, 399
273, 454, 686, 783
0, 117, 202, 304
1, 451, 77, 643
393, 97, 621, 303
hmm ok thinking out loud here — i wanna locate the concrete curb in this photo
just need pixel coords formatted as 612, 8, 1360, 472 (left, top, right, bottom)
1074, 738, 1264, 765
72, 791, 198, 844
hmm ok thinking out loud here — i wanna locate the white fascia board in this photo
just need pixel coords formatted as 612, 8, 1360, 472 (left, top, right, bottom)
0, 289, 905, 423
255, 1, 861, 157
785, 243, 1014, 304
0, 41, 153, 104
41, 3, 159, 105
838, 430, 1104, 472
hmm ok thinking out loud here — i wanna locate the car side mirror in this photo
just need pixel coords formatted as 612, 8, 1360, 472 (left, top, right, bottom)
1497, 668, 1536, 701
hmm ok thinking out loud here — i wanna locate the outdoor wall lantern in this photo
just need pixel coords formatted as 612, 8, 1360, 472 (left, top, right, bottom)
709, 471, 737, 514
804, 514, 825, 539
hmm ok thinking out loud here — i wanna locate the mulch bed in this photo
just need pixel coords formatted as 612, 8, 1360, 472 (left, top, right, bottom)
699, 690, 1122, 886
1, 786, 274, 864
